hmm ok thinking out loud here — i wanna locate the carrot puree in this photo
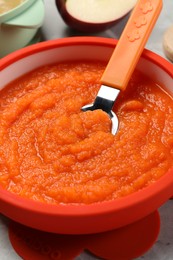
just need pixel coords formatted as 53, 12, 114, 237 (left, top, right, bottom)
0, 61, 173, 204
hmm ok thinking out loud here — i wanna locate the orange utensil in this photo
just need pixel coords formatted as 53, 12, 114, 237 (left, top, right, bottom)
82, 0, 162, 134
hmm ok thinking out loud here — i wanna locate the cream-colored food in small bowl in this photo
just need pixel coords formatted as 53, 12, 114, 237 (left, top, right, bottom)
0, 0, 25, 15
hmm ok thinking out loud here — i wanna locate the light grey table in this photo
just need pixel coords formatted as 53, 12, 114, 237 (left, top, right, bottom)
0, 0, 172, 259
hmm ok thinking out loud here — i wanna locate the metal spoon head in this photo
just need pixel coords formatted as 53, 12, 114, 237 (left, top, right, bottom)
82, 104, 118, 135
109, 110, 119, 135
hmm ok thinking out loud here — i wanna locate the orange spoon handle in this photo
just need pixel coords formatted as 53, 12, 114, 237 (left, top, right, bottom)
101, 0, 162, 91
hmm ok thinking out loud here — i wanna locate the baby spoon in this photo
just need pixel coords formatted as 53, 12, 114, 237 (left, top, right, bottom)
82, 0, 162, 134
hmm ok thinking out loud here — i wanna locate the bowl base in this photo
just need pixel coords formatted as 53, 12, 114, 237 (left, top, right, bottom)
8, 211, 160, 260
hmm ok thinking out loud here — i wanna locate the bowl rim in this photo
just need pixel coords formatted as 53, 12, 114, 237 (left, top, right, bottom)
0, 36, 173, 218
0, 36, 172, 74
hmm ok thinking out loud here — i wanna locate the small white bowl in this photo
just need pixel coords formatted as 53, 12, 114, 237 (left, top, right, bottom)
0, 0, 44, 57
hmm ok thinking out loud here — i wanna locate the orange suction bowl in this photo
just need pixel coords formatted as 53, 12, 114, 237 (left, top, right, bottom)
0, 37, 173, 234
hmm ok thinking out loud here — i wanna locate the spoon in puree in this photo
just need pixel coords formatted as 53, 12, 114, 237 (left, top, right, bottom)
82, 0, 162, 134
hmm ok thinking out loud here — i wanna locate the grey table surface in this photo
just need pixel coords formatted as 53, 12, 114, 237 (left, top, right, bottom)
0, 0, 173, 259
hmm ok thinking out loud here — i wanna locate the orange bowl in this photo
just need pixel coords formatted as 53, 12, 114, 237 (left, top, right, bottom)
0, 37, 173, 234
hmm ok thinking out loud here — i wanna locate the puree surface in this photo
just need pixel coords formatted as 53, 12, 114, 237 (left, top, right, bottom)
0, 62, 173, 204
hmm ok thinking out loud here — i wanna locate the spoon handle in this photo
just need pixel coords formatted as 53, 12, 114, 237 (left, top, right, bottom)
101, 0, 162, 91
